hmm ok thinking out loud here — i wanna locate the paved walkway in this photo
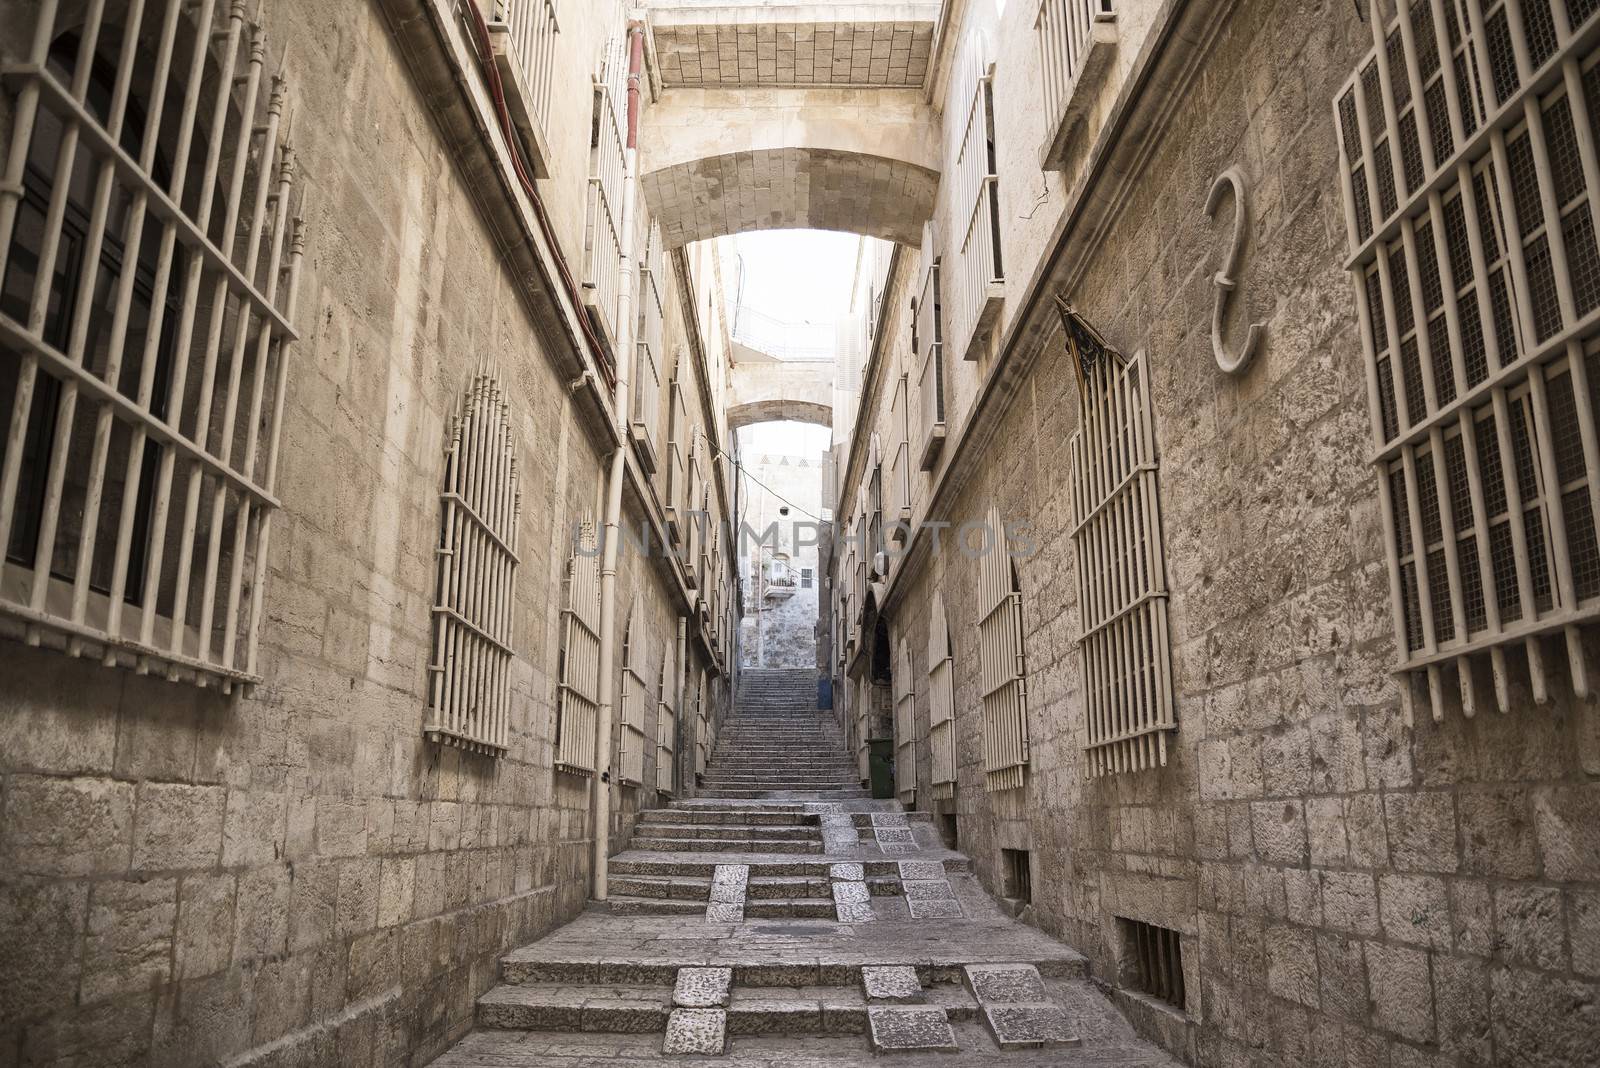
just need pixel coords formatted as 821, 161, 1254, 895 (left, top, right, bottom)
433, 669, 1178, 1065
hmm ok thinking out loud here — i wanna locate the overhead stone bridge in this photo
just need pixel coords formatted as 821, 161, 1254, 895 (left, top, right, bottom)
728, 344, 835, 429
640, 2, 943, 247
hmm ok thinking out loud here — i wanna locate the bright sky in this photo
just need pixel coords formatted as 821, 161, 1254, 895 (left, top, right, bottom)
720, 230, 861, 327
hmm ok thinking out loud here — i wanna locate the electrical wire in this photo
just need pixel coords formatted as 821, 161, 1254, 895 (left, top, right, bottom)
704, 436, 827, 524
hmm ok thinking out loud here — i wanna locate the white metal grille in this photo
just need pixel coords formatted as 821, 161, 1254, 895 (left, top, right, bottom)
915, 226, 947, 471
951, 42, 1004, 363
491, 0, 560, 174
633, 221, 665, 472
1336, 0, 1600, 719
894, 639, 915, 803
856, 674, 871, 781
977, 504, 1029, 791
888, 374, 912, 542
665, 376, 689, 536
556, 518, 601, 774
0, 0, 305, 691
583, 32, 627, 353
619, 595, 648, 785
657, 630, 677, 794
928, 591, 956, 799
1068, 348, 1175, 776
426, 370, 521, 754
695, 667, 709, 775
1036, 0, 1118, 169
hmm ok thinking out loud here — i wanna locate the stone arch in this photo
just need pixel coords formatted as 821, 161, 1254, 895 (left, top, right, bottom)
728, 399, 832, 430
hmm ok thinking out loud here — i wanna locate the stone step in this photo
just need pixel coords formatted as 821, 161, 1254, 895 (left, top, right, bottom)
477, 982, 672, 1032
635, 823, 821, 842
608, 858, 918, 879
607, 874, 711, 900
601, 895, 707, 916
499, 956, 1089, 990
699, 789, 869, 799
629, 835, 824, 853
741, 898, 838, 919
636, 809, 815, 826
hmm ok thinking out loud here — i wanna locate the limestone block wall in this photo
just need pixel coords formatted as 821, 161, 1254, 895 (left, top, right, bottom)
843, 0, 1600, 1065
0, 0, 732, 1063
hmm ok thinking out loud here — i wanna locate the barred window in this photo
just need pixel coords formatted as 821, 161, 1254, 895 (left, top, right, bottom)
618, 595, 649, 785
914, 224, 947, 471
582, 32, 627, 356
951, 38, 1004, 362
1067, 335, 1176, 776
977, 503, 1029, 791
555, 517, 601, 775
856, 673, 872, 782
1336, 0, 1600, 719
927, 591, 957, 799
657, 623, 677, 794
632, 220, 664, 472
894, 639, 916, 803
693, 666, 709, 776
665, 371, 690, 538
0, 2, 304, 691
426, 371, 521, 755
888, 373, 912, 543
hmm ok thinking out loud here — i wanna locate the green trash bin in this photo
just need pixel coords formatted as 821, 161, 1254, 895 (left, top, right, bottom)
869, 738, 895, 800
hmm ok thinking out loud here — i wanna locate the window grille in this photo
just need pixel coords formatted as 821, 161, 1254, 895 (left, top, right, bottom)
633, 221, 664, 472
1036, 0, 1118, 170
426, 370, 521, 754
895, 639, 916, 803
665, 375, 690, 537
977, 503, 1029, 791
694, 475, 712, 597
694, 667, 709, 775
856, 674, 871, 781
1066, 332, 1176, 775
582, 32, 627, 355
0, 1, 305, 691
928, 591, 957, 798
868, 434, 884, 564
619, 595, 648, 785
888, 374, 913, 543
1335, 0, 1600, 720
915, 228, 947, 470
555, 517, 601, 775
952, 42, 1004, 363
489, 0, 560, 178
657, 629, 677, 794
802, 567, 814, 588
1120, 918, 1186, 1011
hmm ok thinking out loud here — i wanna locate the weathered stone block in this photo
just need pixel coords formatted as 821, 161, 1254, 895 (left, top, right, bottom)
1492, 884, 1566, 971
982, 1003, 1081, 1050
1383, 792, 1458, 874
0, 879, 87, 1025
663, 1007, 725, 1054
674, 966, 732, 1008
965, 963, 1047, 1003
1533, 784, 1600, 881
867, 1006, 957, 1052
83, 877, 177, 1005
176, 873, 237, 979
1251, 800, 1307, 865
1265, 925, 1318, 1008
1377, 873, 1449, 950
4, 775, 133, 876
861, 965, 922, 1002
1320, 871, 1380, 937
1457, 788, 1537, 878
223, 790, 286, 869
377, 856, 416, 927
234, 864, 291, 962
133, 783, 226, 872
1364, 941, 1434, 1043
1572, 890, 1600, 978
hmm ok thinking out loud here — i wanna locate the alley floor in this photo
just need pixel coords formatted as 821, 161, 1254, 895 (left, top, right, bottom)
433, 670, 1179, 1065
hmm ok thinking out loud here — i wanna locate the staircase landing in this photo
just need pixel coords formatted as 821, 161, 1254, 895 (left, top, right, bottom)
433, 669, 1179, 1065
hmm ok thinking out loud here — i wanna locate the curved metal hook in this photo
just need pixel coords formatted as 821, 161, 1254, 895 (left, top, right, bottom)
1204, 166, 1265, 376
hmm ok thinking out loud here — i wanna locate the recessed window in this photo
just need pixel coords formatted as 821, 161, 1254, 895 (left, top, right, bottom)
1120, 918, 1185, 1011
1002, 848, 1032, 905
800, 566, 813, 588
939, 813, 959, 849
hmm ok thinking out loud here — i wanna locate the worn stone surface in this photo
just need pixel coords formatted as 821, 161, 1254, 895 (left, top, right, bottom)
866, 1007, 958, 1052
982, 1004, 1081, 1050
674, 967, 733, 1009
861, 965, 924, 1003
662, 1008, 726, 1055
964, 964, 1048, 1005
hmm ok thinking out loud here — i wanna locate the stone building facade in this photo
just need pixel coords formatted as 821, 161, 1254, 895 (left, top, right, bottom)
0, 0, 740, 1063
831, 0, 1600, 1066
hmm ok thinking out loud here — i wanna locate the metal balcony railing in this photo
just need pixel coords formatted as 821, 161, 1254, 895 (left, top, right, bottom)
1036, 0, 1117, 170
489, 0, 560, 177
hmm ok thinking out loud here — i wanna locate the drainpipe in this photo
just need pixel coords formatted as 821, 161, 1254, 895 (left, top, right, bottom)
675, 615, 688, 796
593, 17, 647, 902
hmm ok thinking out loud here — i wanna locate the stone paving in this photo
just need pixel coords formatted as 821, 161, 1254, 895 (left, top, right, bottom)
436, 670, 1178, 1065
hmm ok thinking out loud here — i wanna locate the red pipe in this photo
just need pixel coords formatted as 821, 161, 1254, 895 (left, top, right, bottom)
461, 0, 615, 386
626, 20, 644, 150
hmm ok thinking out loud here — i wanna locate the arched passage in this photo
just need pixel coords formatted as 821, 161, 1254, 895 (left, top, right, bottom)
728, 399, 832, 430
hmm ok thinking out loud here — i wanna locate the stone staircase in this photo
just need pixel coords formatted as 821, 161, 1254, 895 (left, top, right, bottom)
445, 669, 1178, 1065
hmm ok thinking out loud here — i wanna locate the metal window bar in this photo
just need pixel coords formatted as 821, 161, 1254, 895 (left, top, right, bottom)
889, 374, 912, 542
665, 376, 689, 536
1068, 350, 1177, 777
916, 235, 947, 470
619, 597, 648, 785
425, 368, 521, 755
695, 667, 709, 775
0, 0, 305, 691
953, 45, 1004, 363
582, 32, 626, 352
1036, 0, 1118, 167
555, 518, 601, 774
1125, 919, 1186, 1010
657, 630, 677, 794
895, 640, 916, 803
491, 0, 560, 151
633, 220, 664, 470
977, 503, 1029, 791
1335, 0, 1600, 721
928, 591, 957, 799
857, 674, 871, 781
